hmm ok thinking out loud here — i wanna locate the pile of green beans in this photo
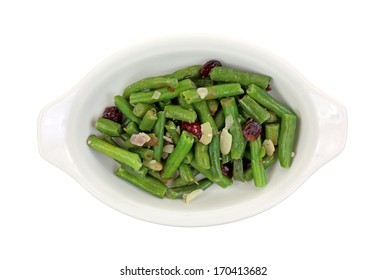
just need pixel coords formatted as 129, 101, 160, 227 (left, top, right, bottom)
87, 61, 297, 202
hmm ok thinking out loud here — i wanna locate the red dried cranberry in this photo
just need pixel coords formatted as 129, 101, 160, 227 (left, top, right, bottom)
180, 121, 202, 138
243, 119, 262, 141
200, 60, 222, 78
102, 106, 123, 123
221, 162, 233, 178
266, 84, 272, 91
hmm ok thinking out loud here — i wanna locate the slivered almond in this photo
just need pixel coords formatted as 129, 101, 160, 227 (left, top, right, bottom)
225, 115, 234, 130
199, 122, 213, 145
197, 87, 208, 99
152, 90, 161, 99
183, 189, 204, 204
163, 144, 174, 154
130, 133, 151, 146
263, 139, 275, 156
220, 128, 232, 155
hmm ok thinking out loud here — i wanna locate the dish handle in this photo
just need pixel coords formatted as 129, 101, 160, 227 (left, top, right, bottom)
309, 91, 348, 171
38, 92, 78, 177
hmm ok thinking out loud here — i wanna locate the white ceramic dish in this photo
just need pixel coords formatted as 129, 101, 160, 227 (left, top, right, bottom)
38, 35, 347, 226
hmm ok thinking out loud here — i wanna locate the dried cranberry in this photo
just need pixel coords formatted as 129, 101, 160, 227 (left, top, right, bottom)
242, 119, 262, 141
266, 84, 272, 91
221, 162, 233, 178
180, 121, 202, 138
102, 106, 123, 123
200, 60, 222, 78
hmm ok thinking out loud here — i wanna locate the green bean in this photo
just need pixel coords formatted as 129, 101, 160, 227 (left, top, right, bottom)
162, 130, 195, 178
250, 136, 266, 187
233, 158, 245, 181
246, 84, 294, 117
174, 169, 200, 187
222, 152, 231, 164
129, 79, 196, 104
208, 134, 223, 181
177, 95, 195, 110
139, 108, 158, 132
130, 148, 154, 160
166, 178, 213, 199
207, 99, 219, 116
123, 121, 139, 136
194, 142, 210, 170
183, 149, 194, 164
115, 167, 167, 198
87, 135, 142, 170
181, 83, 244, 104
266, 110, 279, 123
164, 65, 201, 80
123, 76, 178, 99
214, 107, 225, 130
220, 97, 245, 159
114, 95, 141, 125
265, 123, 280, 145
152, 111, 166, 162
178, 163, 197, 184
147, 170, 170, 184
133, 103, 154, 118
164, 120, 180, 144
101, 135, 118, 146
278, 114, 297, 168
190, 160, 233, 188
119, 162, 148, 178
95, 117, 122, 136
193, 77, 214, 87
164, 105, 197, 123
209, 66, 271, 89
244, 154, 278, 181
143, 133, 159, 147
239, 95, 270, 124
192, 101, 218, 131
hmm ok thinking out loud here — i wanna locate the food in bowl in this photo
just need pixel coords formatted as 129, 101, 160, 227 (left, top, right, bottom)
87, 60, 297, 203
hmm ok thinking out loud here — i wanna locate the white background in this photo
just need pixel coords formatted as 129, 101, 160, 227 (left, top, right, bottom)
1, 1, 386, 279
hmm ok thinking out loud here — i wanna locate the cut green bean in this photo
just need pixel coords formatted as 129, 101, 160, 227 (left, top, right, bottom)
220, 97, 245, 159
162, 131, 195, 178
208, 134, 223, 181
183, 149, 194, 164
244, 154, 278, 181
114, 95, 141, 125
233, 158, 245, 181
207, 99, 219, 116
222, 152, 231, 164
139, 108, 158, 132
177, 95, 195, 110
166, 178, 213, 199
119, 162, 148, 178
129, 79, 196, 104
123, 76, 178, 99
181, 83, 244, 104
123, 121, 140, 136
147, 170, 170, 184
95, 117, 122, 136
190, 160, 232, 188
87, 135, 142, 170
165, 105, 197, 123
164, 65, 201, 80
178, 163, 197, 184
131, 148, 154, 160
194, 142, 210, 170
210, 66, 271, 89
266, 110, 279, 123
278, 114, 297, 168
193, 77, 214, 87
164, 120, 180, 144
246, 84, 294, 117
133, 103, 154, 118
265, 123, 280, 145
152, 111, 166, 162
192, 101, 218, 131
249, 136, 266, 187
115, 167, 167, 198
214, 107, 225, 130
239, 95, 270, 124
